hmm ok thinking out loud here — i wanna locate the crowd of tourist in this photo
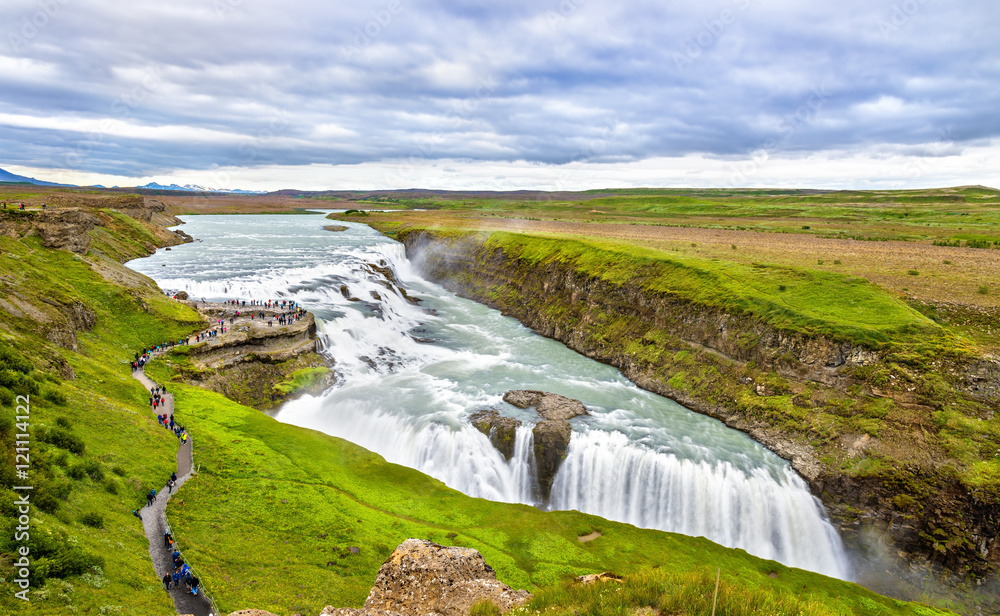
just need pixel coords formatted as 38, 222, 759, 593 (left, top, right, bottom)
129, 344, 204, 600
126, 296, 312, 607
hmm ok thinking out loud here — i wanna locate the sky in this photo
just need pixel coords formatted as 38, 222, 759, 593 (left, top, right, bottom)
1, 0, 998, 191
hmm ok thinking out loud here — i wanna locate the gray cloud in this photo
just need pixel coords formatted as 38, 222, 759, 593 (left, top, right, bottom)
0, 0, 997, 181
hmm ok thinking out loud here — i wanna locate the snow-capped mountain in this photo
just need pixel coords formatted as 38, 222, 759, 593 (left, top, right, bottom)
137, 182, 266, 194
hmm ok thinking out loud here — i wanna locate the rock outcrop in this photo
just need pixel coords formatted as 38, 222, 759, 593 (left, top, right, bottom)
503, 390, 588, 501
161, 303, 333, 410
470, 409, 522, 460
321, 539, 530, 616
503, 390, 587, 420
36, 208, 101, 254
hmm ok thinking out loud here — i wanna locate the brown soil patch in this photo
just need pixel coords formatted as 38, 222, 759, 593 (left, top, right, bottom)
577, 531, 602, 543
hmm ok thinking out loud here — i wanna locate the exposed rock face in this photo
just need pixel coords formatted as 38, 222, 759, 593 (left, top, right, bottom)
364, 261, 421, 305
532, 419, 572, 500
36, 209, 100, 254
163, 304, 333, 410
322, 539, 529, 616
470, 409, 522, 460
503, 390, 587, 420
502, 390, 588, 501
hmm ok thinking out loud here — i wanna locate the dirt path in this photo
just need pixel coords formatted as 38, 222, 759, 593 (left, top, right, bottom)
131, 368, 214, 616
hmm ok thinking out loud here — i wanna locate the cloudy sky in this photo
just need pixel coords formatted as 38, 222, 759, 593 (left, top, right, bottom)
1, 0, 997, 191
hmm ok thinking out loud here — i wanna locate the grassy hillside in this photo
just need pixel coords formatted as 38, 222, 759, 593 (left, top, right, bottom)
141, 365, 954, 616
482, 232, 946, 350
0, 213, 204, 614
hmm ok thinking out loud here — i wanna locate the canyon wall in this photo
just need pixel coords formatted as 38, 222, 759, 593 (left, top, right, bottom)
393, 228, 999, 589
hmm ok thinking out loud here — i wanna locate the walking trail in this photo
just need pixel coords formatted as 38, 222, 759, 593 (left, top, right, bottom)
132, 367, 215, 616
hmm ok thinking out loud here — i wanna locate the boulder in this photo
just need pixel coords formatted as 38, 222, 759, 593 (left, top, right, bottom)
360, 539, 530, 616
470, 409, 522, 460
574, 572, 623, 585
503, 390, 587, 420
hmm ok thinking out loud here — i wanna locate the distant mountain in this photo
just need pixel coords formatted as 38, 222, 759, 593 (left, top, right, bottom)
137, 182, 266, 195
0, 167, 76, 187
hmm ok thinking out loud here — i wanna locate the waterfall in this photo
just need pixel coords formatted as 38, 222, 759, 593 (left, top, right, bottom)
129, 213, 852, 580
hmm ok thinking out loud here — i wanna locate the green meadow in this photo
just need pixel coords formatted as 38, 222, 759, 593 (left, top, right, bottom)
481, 232, 944, 349
142, 366, 953, 616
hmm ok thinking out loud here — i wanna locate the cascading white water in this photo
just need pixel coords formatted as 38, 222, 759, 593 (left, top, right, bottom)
128, 212, 851, 579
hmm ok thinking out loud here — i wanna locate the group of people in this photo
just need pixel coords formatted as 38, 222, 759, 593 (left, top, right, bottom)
131, 341, 183, 372
225, 298, 297, 309
130, 344, 205, 601
163, 544, 200, 596
183, 297, 307, 340
150, 384, 167, 409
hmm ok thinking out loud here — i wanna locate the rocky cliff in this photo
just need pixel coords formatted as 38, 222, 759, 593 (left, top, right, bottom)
391, 228, 1000, 587
159, 303, 333, 410
0, 196, 194, 377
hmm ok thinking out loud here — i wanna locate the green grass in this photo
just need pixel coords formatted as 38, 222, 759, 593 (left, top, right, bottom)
473, 231, 944, 349
332, 185, 1000, 242
271, 366, 331, 396
513, 567, 948, 616
140, 373, 952, 616
0, 210, 203, 615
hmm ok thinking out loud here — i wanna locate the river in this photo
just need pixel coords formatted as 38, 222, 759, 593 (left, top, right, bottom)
128, 211, 850, 579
